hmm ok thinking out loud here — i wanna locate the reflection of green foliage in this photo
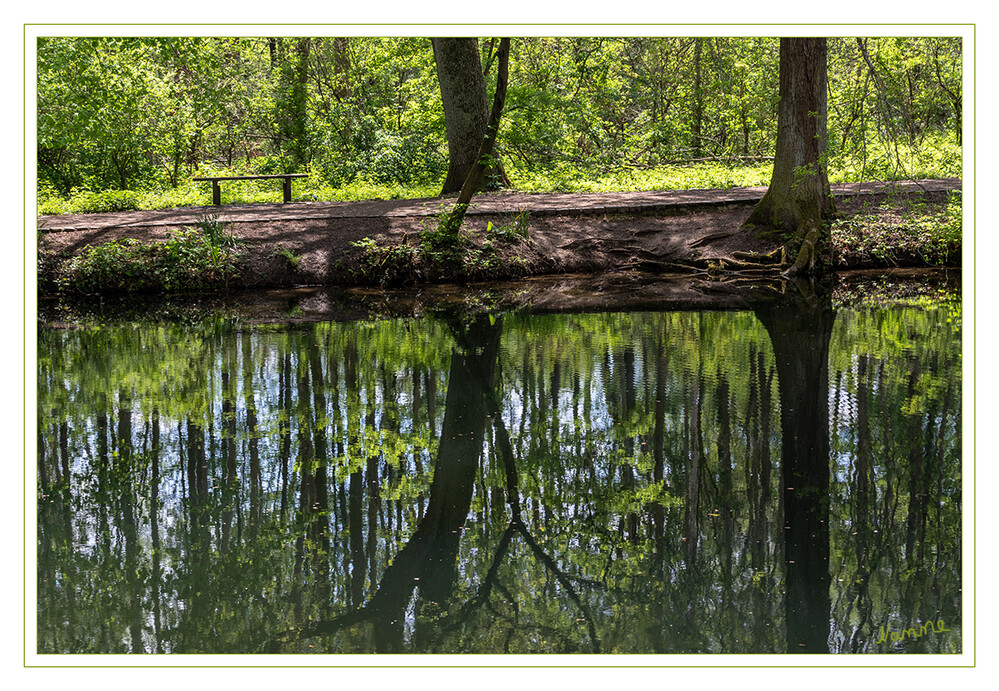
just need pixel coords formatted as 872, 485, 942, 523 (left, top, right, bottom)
826, 300, 961, 652
37, 295, 961, 653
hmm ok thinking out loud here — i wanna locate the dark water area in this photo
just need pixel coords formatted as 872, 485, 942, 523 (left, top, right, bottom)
36, 271, 962, 655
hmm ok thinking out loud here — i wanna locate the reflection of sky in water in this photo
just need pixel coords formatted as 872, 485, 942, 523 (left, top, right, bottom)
36, 303, 962, 654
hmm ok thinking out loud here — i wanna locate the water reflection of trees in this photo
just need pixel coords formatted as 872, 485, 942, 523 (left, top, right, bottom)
36, 296, 961, 654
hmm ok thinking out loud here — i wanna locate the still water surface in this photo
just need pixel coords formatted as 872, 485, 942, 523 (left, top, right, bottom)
36, 279, 962, 654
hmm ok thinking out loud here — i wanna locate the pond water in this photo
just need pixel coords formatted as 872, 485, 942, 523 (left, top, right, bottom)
36, 274, 962, 655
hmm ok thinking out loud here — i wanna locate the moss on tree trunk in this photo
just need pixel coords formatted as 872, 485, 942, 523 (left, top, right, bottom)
746, 38, 836, 275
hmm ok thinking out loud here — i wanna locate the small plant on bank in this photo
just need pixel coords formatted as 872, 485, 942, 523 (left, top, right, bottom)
486, 209, 531, 242
274, 246, 303, 271
195, 211, 238, 247
349, 236, 421, 286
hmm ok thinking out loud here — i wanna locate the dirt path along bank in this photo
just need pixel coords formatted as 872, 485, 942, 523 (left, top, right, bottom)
38, 178, 961, 292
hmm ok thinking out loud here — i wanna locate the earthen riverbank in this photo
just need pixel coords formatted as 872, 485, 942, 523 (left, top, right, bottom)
37, 178, 961, 295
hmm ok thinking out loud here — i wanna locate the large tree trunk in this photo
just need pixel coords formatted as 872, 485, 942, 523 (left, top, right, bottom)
437, 38, 511, 238
432, 37, 509, 194
746, 38, 836, 274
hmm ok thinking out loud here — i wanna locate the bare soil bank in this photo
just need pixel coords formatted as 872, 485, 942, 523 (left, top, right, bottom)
38, 179, 961, 293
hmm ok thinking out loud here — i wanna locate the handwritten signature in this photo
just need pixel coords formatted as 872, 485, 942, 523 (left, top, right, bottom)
875, 619, 951, 645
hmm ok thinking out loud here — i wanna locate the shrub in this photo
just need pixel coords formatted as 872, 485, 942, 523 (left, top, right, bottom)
56, 226, 244, 294
347, 207, 533, 286
71, 189, 144, 214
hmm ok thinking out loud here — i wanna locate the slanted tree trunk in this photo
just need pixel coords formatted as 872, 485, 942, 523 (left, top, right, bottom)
746, 38, 836, 275
432, 37, 510, 194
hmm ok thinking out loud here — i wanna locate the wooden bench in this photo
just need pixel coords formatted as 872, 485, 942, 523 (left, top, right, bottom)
192, 173, 308, 206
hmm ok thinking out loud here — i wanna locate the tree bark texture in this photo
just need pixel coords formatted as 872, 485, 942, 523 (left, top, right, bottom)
746, 38, 836, 273
432, 37, 508, 194
453, 38, 510, 207
438, 38, 511, 236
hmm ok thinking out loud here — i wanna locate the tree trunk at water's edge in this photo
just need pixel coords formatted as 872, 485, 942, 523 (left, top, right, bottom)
746, 38, 836, 274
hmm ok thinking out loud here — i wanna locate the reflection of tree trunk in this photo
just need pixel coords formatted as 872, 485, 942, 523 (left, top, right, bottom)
905, 357, 926, 567
716, 371, 734, 582
279, 348, 292, 518
365, 396, 379, 597
242, 332, 261, 538
308, 341, 331, 601
279, 316, 502, 653
412, 316, 501, 605
755, 290, 835, 654
150, 408, 164, 653
746, 345, 761, 559
293, 351, 315, 614
383, 366, 403, 534
411, 367, 424, 475
59, 420, 70, 491
56, 420, 77, 644
758, 350, 773, 504
38, 423, 49, 494
622, 347, 639, 543
651, 337, 668, 654
221, 345, 237, 555
118, 391, 143, 652
186, 419, 210, 550
684, 366, 701, 568
848, 355, 877, 651
96, 395, 109, 539
745, 343, 777, 650
345, 335, 365, 607
348, 465, 364, 607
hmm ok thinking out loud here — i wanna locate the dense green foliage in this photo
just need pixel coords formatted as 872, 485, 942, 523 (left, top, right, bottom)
37, 36, 962, 212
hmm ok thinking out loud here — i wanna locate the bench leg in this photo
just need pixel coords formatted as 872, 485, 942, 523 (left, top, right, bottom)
283, 177, 292, 203
212, 181, 221, 206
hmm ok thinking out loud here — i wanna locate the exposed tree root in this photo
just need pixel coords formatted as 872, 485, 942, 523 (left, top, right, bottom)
784, 220, 821, 276
684, 249, 792, 278
732, 246, 787, 265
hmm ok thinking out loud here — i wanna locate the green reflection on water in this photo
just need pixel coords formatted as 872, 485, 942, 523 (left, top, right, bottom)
36, 299, 961, 654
